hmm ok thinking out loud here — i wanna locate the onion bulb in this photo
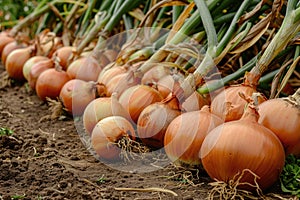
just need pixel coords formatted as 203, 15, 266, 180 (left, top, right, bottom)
137, 95, 181, 149
97, 65, 127, 86
28, 59, 54, 89
82, 94, 130, 135
141, 65, 171, 85
91, 116, 136, 161
35, 68, 71, 101
181, 91, 210, 112
164, 106, 223, 166
119, 84, 163, 123
59, 79, 97, 116
1, 41, 27, 65
210, 84, 266, 122
200, 104, 285, 191
0, 35, 14, 57
105, 70, 140, 98
5, 46, 35, 81
23, 56, 50, 81
52, 46, 74, 70
157, 73, 185, 99
66, 56, 103, 81
258, 88, 300, 157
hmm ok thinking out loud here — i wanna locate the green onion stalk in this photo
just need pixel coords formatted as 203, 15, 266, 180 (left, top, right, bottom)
8, 0, 86, 38
76, 0, 144, 58
247, 0, 300, 87
197, 0, 300, 95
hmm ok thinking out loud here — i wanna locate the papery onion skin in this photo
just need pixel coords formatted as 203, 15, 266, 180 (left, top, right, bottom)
28, 59, 54, 89
91, 116, 136, 161
119, 84, 163, 123
71, 56, 103, 82
258, 98, 300, 157
59, 79, 97, 116
97, 65, 127, 86
52, 46, 74, 70
137, 96, 181, 149
83, 94, 130, 135
210, 85, 266, 122
181, 91, 210, 112
164, 106, 223, 166
1, 41, 27, 65
0, 36, 15, 57
5, 46, 34, 81
200, 108, 285, 191
23, 56, 50, 81
157, 74, 185, 99
35, 68, 71, 101
105, 71, 140, 98
141, 65, 171, 85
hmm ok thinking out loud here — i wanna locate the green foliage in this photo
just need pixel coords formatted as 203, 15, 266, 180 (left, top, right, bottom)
0, 0, 40, 22
0, 127, 13, 136
280, 154, 300, 197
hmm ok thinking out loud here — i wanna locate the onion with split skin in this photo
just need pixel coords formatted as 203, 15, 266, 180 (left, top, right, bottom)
164, 106, 223, 167
137, 95, 181, 149
91, 116, 136, 162
200, 104, 285, 191
181, 91, 210, 112
157, 73, 185, 99
210, 72, 266, 122
258, 88, 300, 157
52, 46, 74, 70
82, 94, 130, 135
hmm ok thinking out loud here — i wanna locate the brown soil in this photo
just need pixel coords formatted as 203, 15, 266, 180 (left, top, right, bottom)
0, 65, 296, 200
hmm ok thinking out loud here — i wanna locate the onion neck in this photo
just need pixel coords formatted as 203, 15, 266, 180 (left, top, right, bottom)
240, 104, 259, 123
289, 88, 300, 106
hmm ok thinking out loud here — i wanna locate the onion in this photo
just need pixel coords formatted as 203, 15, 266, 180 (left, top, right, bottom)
119, 84, 163, 123
102, 49, 118, 62
91, 116, 136, 162
137, 95, 181, 149
66, 56, 103, 81
28, 59, 54, 89
181, 91, 210, 112
0, 35, 15, 57
141, 65, 171, 85
157, 73, 185, 99
5, 46, 35, 81
35, 68, 71, 101
200, 104, 285, 191
210, 84, 266, 122
52, 46, 74, 70
105, 71, 140, 98
23, 56, 50, 81
59, 79, 97, 116
97, 65, 127, 86
1, 41, 27, 65
38, 32, 62, 57
258, 88, 300, 157
82, 94, 130, 135
164, 106, 223, 166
